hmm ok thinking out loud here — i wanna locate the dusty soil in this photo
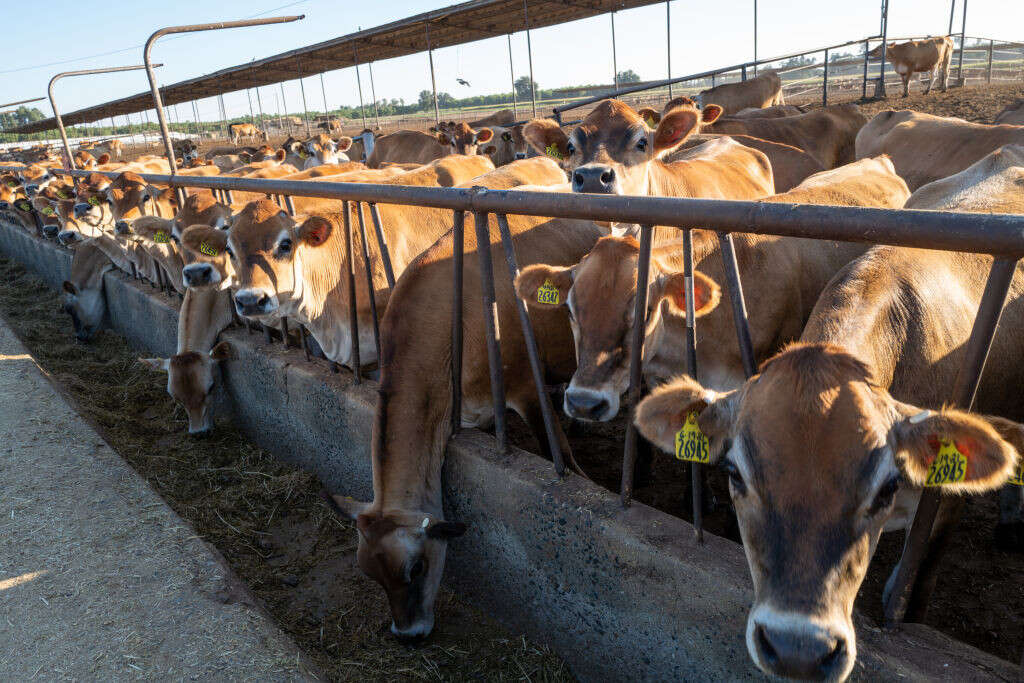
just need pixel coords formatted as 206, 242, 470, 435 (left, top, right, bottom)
0, 256, 570, 683
812, 81, 1024, 123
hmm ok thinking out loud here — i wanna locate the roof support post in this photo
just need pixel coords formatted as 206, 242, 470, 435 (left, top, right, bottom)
368, 61, 381, 130
948, 0, 956, 35
874, 0, 889, 97
508, 34, 518, 117
254, 88, 265, 133
611, 9, 619, 94
296, 59, 312, 137
753, 0, 758, 76
524, 0, 537, 117
320, 73, 329, 119
426, 23, 441, 124
956, 0, 968, 86
666, 1, 673, 98
246, 89, 256, 125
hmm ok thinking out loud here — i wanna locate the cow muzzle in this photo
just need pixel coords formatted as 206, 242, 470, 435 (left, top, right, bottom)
182, 263, 220, 289
563, 384, 619, 422
42, 224, 59, 239
25, 184, 39, 197
748, 607, 853, 682
572, 164, 617, 194
234, 288, 277, 316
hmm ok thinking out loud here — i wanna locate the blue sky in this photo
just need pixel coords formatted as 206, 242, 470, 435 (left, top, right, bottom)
1, 0, 1019, 127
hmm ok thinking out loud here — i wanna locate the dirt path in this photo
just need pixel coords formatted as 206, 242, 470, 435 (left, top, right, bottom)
0, 256, 570, 682
0, 315, 317, 680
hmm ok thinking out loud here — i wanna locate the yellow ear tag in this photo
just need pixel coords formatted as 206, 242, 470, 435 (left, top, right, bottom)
153, 230, 171, 244
199, 241, 219, 257
674, 411, 710, 463
15, 200, 31, 212
6, 180, 17, 188
644, 116, 656, 128
41, 206, 55, 216
536, 278, 560, 304
924, 438, 968, 486
88, 196, 100, 206
1009, 458, 1024, 487
544, 143, 563, 160
55, 189, 68, 199
298, 149, 308, 158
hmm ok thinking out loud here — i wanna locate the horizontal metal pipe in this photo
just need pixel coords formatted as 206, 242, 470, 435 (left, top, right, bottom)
17, 166, 1024, 257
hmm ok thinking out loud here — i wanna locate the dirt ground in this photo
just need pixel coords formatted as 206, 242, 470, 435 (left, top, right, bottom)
0, 256, 570, 683
828, 81, 1024, 122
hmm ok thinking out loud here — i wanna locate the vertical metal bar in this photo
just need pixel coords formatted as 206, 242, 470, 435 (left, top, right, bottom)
666, 0, 673, 98
524, 0, 538, 118
472, 210, 508, 453
367, 62, 381, 130
254, 87, 265, 132
948, 0, 956, 35
426, 23, 441, 125
451, 210, 466, 436
353, 39, 368, 130
342, 201, 361, 383
741, 65, 748, 82
823, 49, 830, 107
263, 323, 272, 344
299, 324, 311, 362
717, 233, 757, 379
863, 39, 871, 99
296, 62, 312, 138
508, 34, 518, 118
958, 0, 968, 83
284, 194, 296, 216
279, 83, 288, 132
986, 39, 993, 83
246, 88, 256, 125
753, 0, 758, 77
620, 224, 653, 506
320, 73, 329, 118
281, 316, 291, 349
884, 256, 1018, 626
368, 203, 395, 290
496, 213, 565, 475
611, 10, 619, 94
876, 0, 889, 97
682, 229, 703, 543
354, 202, 382, 363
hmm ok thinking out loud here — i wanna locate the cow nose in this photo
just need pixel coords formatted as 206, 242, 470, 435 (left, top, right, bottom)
42, 224, 59, 238
572, 165, 616, 194
754, 623, 848, 681
73, 202, 90, 218
514, 152, 527, 160
234, 289, 273, 315
564, 387, 611, 421
58, 230, 80, 245
25, 184, 39, 197
182, 263, 212, 288
0, 201, 8, 210
114, 220, 131, 235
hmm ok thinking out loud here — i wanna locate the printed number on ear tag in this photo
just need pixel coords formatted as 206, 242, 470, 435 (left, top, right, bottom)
544, 143, 563, 160
15, 200, 31, 212
536, 279, 560, 304
1010, 458, 1024, 487
41, 206, 55, 216
6, 180, 18, 188
88, 196, 100, 206
925, 439, 968, 486
674, 411, 710, 463
644, 116, 656, 128
199, 241, 219, 257
153, 230, 171, 244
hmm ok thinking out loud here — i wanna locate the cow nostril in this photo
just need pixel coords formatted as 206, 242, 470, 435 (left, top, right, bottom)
822, 636, 846, 670
756, 625, 779, 667
573, 172, 584, 187
601, 169, 614, 184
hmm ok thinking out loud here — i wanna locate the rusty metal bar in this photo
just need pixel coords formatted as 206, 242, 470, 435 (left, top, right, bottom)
683, 229, 704, 543
451, 210, 466, 436
883, 255, 1018, 626
621, 224, 654, 506
496, 213, 565, 475
717, 233, 757, 378
472, 210, 508, 453
15, 168, 1024, 257
281, 316, 291, 349
367, 202, 395, 290
342, 201, 361, 383
354, 202, 382, 364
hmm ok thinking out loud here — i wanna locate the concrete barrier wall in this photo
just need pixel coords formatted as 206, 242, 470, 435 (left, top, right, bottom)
1, 221, 1017, 682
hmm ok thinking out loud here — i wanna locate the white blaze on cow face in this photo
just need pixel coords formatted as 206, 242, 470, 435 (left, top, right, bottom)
633, 344, 1019, 682
521, 98, 723, 197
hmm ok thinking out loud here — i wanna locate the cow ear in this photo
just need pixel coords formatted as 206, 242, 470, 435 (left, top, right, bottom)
891, 407, 1019, 493
653, 107, 701, 157
638, 108, 662, 127
275, 149, 286, 162
209, 340, 233, 361
483, 145, 497, 155
62, 280, 78, 296
238, 152, 252, 164
297, 216, 331, 247
650, 270, 722, 319
436, 132, 452, 146
634, 376, 736, 462
475, 127, 493, 143
515, 263, 574, 308
523, 119, 570, 160
180, 225, 227, 257
138, 357, 170, 372
97, 153, 110, 164
335, 136, 352, 152
701, 104, 724, 125
323, 490, 371, 520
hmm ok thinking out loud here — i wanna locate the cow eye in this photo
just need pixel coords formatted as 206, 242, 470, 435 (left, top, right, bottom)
723, 459, 746, 495
565, 141, 576, 155
277, 238, 292, 254
868, 476, 900, 516
636, 137, 648, 152
409, 558, 425, 581
224, 246, 235, 260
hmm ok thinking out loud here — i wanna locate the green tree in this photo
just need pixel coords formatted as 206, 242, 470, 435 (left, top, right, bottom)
514, 75, 537, 100
617, 69, 641, 84
418, 89, 435, 109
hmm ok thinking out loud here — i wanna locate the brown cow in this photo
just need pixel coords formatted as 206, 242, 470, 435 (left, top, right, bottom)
734, 104, 804, 118
469, 109, 517, 128
868, 36, 954, 97
674, 133, 824, 192
61, 241, 115, 341
366, 123, 494, 168
707, 104, 869, 169
855, 109, 1024, 190
994, 98, 1024, 125
515, 156, 909, 421
633, 145, 1024, 682
698, 70, 784, 115
228, 122, 267, 144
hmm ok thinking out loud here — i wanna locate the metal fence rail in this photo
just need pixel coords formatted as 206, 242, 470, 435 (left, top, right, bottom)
3, 162, 1023, 641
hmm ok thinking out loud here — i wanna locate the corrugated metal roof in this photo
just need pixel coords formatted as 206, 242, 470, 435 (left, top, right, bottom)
15, 0, 662, 134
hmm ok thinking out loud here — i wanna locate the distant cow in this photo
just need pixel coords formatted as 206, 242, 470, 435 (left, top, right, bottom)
868, 36, 954, 97
366, 123, 493, 168
698, 70, 783, 115
318, 119, 344, 133
469, 109, 517, 128
227, 123, 267, 144
995, 99, 1024, 125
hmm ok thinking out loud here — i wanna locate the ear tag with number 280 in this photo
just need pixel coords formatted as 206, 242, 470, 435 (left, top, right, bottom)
925, 438, 968, 486
536, 278, 560, 304
675, 411, 710, 463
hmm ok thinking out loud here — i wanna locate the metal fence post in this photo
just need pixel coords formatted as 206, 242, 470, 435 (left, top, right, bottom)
986, 39, 993, 83
524, 0, 538, 118
342, 200, 361, 382
611, 10, 619, 94
666, 0, 673, 98
682, 229, 704, 543
620, 224, 653, 506
354, 202, 383, 363
472, 208, 508, 454
450, 210, 466, 436
862, 39, 870, 99
507, 35, 519, 118
875, 0, 889, 97
883, 256, 1018, 626
367, 61, 381, 130
957, 0, 968, 85
353, 39, 368, 130
823, 49, 830, 106
426, 23, 440, 125
296, 60, 312, 138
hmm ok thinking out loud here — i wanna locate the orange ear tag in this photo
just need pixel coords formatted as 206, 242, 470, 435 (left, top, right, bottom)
674, 411, 710, 463
536, 279, 560, 304
924, 438, 968, 486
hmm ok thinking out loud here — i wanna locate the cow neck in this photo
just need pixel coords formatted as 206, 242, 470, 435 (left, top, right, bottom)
290, 220, 348, 362
178, 287, 233, 353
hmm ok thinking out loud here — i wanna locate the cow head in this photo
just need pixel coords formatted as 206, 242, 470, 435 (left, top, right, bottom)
522, 98, 722, 195
61, 276, 106, 342
180, 225, 234, 289
175, 192, 233, 244
633, 343, 1020, 682
327, 496, 466, 642
227, 199, 331, 317
436, 122, 493, 156
515, 235, 720, 421
140, 341, 233, 435
484, 124, 530, 165
72, 174, 115, 228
